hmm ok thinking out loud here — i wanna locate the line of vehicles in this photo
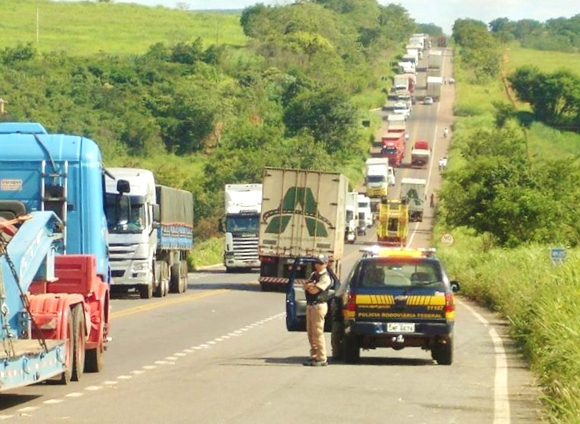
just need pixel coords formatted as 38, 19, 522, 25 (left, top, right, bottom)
2, 34, 449, 393
285, 33, 460, 366
0, 122, 194, 392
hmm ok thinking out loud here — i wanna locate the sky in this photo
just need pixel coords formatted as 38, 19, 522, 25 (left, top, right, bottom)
61, 1, 580, 34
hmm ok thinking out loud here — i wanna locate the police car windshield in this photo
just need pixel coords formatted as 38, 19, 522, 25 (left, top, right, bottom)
355, 258, 442, 288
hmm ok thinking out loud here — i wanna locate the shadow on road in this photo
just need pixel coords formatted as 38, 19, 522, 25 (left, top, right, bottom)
0, 393, 42, 411
253, 355, 435, 367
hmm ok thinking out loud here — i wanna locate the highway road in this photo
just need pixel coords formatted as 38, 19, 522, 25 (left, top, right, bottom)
0, 50, 542, 423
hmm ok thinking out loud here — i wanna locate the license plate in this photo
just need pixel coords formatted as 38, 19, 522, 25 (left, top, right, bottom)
387, 323, 415, 333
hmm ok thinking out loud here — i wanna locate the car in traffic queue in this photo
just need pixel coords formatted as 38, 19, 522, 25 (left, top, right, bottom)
285, 256, 340, 332
423, 96, 434, 105
329, 247, 460, 365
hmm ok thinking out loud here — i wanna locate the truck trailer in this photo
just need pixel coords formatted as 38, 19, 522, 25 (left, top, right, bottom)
0, 122, 113, 391
400, 178, 427, 222
410, 140, 431, 168
258, 168, 347, 291
427, 76, 443, 101
224, 184, 262, 272
105, 169, 194, 298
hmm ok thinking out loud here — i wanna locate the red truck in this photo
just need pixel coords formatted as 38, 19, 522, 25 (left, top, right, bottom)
381, 130, 406, 167
410, 140, 431, 168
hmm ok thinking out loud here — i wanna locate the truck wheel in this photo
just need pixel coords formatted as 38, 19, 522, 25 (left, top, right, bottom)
163, 270, 170, 297
154, 261, 163, 298
85, 345, 104, 373
59, 308, 74, 385
139, 283, 153, 299
179, 260, 188, 293
85, 301, 105, 373
71, 304, 86, 382
343, 334, 360, 364
169, 263, 181, 293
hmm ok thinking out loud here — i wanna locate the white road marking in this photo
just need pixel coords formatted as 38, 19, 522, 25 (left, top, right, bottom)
43, 399, 64, 405
17, 407, 39, 413
5, 312, 285, 419
65, 392, 83, 398
459, 300, 511, 424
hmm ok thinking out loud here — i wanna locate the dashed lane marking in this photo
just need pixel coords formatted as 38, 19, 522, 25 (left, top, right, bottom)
7, 312, 285, 420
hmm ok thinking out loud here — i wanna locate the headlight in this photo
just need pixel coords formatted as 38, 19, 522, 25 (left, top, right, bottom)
132, 261, 150, 271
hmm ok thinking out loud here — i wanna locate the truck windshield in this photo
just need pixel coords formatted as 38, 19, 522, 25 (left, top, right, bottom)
383, 148, 398, 155
105, 194, 146, 234
225, 214, 259, 233
367, 175, 386, 183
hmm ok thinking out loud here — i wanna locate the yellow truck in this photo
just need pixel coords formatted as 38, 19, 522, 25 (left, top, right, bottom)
376, 199, 409, 247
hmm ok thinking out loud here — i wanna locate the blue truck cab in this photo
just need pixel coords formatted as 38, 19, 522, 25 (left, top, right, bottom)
0, 122, 110, 281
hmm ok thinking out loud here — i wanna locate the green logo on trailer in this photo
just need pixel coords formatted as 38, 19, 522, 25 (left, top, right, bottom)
263, 187, 332, 237
405, 188, 423, 206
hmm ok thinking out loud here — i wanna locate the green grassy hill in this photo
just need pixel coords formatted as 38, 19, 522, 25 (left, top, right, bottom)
0, 0, 247, 55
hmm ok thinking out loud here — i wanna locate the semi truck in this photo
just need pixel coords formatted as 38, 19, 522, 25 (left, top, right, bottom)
381, 130, 406, 168
365, 158, 395, 198
376, 199, 409, 247
393, 74, 409, 92
223, 184, 262, 273
258, 167, 347, 291
427, 76, 443, 101
0, 122, 114, 390
345, 191, 359, 244
400, 178, 427, 222
105, 168, 194, 299
410, 140, 431, 168
428, 51, 442, 69
357, 193, 373, 231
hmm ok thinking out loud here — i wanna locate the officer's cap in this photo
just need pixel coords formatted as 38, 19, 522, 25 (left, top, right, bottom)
315, 254, 328, 264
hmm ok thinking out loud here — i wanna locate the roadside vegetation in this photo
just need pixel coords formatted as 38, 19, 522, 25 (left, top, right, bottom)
437, 18, 580, 423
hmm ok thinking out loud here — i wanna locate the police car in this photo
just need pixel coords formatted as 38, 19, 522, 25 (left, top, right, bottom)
330, 247, 460, 365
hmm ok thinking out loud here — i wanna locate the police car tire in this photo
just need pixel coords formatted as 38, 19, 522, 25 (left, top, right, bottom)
434, 339, 453, 365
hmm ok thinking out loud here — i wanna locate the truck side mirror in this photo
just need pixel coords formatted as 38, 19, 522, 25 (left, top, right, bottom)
117, 179, 130, 194
152, 204, 160, 227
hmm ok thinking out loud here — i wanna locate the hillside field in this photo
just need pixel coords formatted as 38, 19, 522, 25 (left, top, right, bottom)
0, 0, 247, 55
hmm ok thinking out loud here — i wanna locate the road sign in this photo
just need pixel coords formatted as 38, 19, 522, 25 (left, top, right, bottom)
440, 233, 454, 246
550, 247, 566, 264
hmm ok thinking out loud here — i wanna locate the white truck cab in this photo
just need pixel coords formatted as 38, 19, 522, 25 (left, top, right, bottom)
357, 194, 373, 231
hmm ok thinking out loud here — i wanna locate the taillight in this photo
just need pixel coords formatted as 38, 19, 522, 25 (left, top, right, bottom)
444, 293, 454, 314
346, 292, 356, 312
259, 256, 276, 263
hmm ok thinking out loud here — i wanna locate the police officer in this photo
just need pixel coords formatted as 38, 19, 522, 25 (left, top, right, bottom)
302, 254, 332, 367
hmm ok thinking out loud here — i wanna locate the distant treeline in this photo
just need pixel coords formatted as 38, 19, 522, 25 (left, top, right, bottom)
489, 14, 580, 52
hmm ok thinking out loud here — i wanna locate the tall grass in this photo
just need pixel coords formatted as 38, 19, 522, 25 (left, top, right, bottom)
0, 0, 247, 55
438, 44, 580, 422
503, 46, 580, 77
189, 236, 224, 270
